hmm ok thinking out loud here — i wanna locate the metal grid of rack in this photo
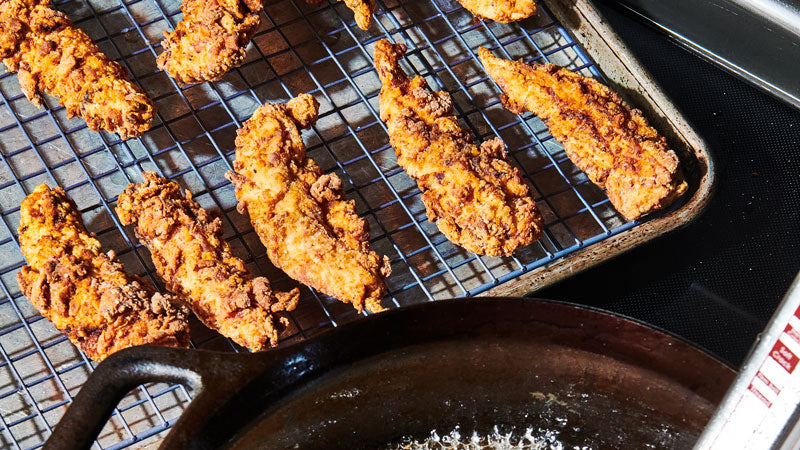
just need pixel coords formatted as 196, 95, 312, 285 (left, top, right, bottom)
0, 0, 662, 447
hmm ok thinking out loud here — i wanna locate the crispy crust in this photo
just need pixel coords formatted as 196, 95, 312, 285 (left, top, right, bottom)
227, 94, 391, 314
157, 0, 262, 85
156, 0, 375, 85
116, 172, 300, 351
16, 185, 190, 361
343, 0, 375, 30
479, 47, 688, 220
374, 40, 543, 257
456, 0, 536, 23
305, 0, 375, 30
0, 0, 155, 139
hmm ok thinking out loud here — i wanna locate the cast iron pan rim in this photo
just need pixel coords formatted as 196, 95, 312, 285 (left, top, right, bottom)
346, 297, 735, 370
211, 297, 737, 449
42, 297, 735, 450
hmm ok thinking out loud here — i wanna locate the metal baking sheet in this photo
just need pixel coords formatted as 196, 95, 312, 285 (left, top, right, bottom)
0, 0, 714, 447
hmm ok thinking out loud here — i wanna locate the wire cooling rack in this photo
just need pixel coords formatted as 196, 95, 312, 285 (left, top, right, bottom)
0, 0, 663, 447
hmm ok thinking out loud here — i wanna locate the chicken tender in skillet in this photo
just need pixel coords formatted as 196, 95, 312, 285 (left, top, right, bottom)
0, 0, 155, 139
478, 47, 688, 220
227, 94, 391, 314
16, 185, 190, 361
116, 172, 300, 351
456, 0, 536, 23
373, 39, 543, 257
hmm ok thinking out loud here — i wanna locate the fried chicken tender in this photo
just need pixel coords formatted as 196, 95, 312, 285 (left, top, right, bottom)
0, 0, 155, 139
16, 185, 190, 361
158, 0, 374, 85
226, 94, 390, 313
157, 0, 262, 85
116, 172, 300, 351
478, 48, 688, 220
373, 40, 542, 256
305, 0, 375, 30
456, 0, 536, 23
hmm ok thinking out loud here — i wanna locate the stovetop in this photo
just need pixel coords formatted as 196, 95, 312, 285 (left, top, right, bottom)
538, 0, 800, 368
612, 0, 800, 109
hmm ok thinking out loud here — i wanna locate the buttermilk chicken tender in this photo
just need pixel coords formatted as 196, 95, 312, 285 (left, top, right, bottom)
158, 0, 374, 85
157, 0, 262, 85
305, 0, 375, 30
116, 172, 300, 351
0, 0, 155, 139
373, 39, 542, 256
478, 47, 688, 220
16, 185, 190, 361
226, 94, 391, 314
456, 0, 536, 23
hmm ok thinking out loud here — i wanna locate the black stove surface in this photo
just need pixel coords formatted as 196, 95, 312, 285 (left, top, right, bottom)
537, 1, 800, 368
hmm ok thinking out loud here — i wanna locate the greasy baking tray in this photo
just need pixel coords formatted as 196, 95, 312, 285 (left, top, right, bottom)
0, 0, 714, 447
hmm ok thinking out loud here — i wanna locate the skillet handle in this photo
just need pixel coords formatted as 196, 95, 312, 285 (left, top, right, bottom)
43, 346, 247, 450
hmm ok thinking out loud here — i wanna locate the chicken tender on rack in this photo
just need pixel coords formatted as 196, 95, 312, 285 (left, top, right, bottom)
157, 0, 262, 85
478, 47, 688, 220
227, 94, 391, 314
116, 172, 300, 351
456, 0, 536, 23
305, 0, 375, 30
342, 0, 375, 30
0, 0, 155, 139
16, 185, 190, 361
373, 39, 542, 257
158, 0, 374, 85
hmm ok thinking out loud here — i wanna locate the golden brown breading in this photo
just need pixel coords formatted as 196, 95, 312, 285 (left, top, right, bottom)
157, 0, 374, 85
343, 0, 375, 30
0, 0, 155, 139
226, 94, 391, 314
373, 40, 542, 256
456, 0, 536, 23
305, 0, 375, 30
16, 185, 190, 361
116, 172, 300, 351
478, 48, 688, 220
157, 0, 262, 85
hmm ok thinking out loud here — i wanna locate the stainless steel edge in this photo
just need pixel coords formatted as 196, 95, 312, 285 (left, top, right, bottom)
695, 273, 800, 449
613, 0, 800, 111
620, 8, 800, 112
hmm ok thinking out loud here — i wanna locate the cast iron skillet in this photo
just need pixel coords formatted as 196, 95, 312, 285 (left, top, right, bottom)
44, 298, 735, 449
